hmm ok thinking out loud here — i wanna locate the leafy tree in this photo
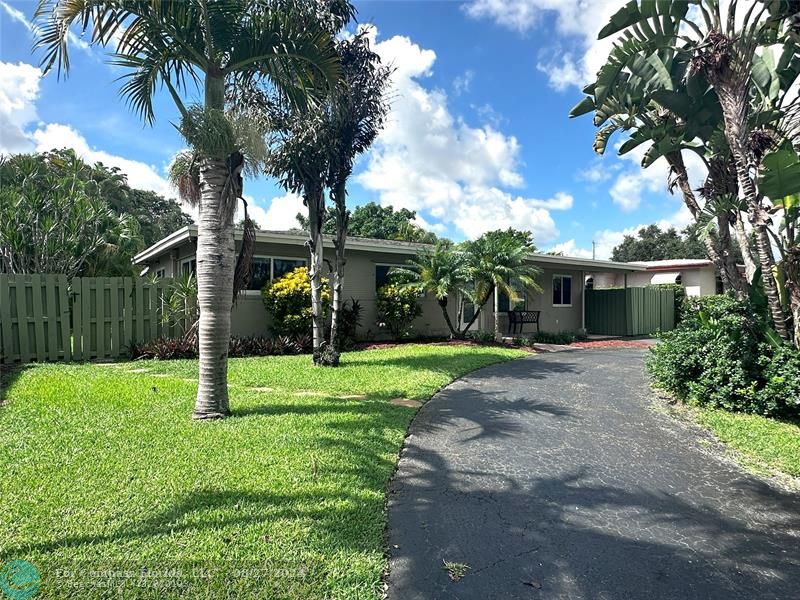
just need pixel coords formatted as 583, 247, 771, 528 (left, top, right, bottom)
122, 189, 193, 248
611, 224, 707, 263
0, 150, 139, 279
462, 229, 542, 339
36, 0, 342, 419
392, 241, 471, 338
296, 202, 438, 243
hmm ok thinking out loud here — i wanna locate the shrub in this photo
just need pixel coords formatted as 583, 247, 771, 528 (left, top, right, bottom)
261, 267, 330, 337
465, 330, 496, 344
526, 331, 584, 345
130, 334, 308, 360
130, 337, 197, 360
646, 293, 800, 418
333, 298, 363, 350
376, 283, 422, 339
758, 344, 800, 417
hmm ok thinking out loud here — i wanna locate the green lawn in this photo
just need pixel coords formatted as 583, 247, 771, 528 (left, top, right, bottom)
695, 409, 800, 478
0, 344, 524, 599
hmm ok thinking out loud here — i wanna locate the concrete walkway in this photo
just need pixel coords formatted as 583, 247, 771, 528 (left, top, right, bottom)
386, 349, 800, 599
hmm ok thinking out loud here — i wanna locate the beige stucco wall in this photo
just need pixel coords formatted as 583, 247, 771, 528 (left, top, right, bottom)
145, 239, 455, 339
465, 266, 586, 336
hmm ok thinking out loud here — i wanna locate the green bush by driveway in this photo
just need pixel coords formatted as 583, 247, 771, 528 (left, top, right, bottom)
0, 344, 524, 599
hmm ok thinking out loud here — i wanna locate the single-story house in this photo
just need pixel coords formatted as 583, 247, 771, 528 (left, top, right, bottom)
133, 226, 646, 339
587, 259, 720, 297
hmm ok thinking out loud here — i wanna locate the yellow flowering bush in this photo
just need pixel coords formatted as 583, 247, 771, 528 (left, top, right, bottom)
262, 267, 330, 336
376, 283, 422, 339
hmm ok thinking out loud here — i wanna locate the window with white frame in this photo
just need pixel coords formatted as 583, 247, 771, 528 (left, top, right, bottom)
155, 268, 166, 279
181, 258, 197, 278
552, 275, 572, 307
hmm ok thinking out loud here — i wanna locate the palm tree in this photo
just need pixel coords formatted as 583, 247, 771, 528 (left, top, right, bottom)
392, 241, 471, 338
463, 229, 543, 339
326, 32, 391, 359
34, 0, 342, 418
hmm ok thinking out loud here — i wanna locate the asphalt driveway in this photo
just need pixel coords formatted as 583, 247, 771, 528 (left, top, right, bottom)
386, 349, 800, 600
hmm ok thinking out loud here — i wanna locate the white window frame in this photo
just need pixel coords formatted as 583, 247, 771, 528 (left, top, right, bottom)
180, 256, 197, 278
552, 274, 573, 308
155, 268, 166, 279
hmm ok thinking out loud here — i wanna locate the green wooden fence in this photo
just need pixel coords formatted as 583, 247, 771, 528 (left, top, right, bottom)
586, 287, 676, 336
1, 275, 185, 364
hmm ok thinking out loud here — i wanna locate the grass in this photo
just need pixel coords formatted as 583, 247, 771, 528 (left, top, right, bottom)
694, 409, 800, 478
0, 344, 524, 599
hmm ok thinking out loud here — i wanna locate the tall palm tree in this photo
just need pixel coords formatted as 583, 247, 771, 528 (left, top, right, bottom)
392, 241, 471, 339
463, 230, 542, 339
326, 32, 391, 359
34, 0, 341, 418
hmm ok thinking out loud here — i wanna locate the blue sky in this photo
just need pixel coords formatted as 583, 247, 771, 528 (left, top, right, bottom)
0, 0, 699, 259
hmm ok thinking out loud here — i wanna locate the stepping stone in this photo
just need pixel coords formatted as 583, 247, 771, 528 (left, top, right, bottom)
294, 391, 327, 397
390, 398, 423, 408
127, 368, 150, 373
338, 394, 368, 400
247, 387, 276, 392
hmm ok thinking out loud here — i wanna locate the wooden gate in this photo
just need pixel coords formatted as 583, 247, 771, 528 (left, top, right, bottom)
586, 287, 676, 336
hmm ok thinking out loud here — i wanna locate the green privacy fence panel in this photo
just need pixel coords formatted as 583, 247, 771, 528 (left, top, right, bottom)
0, 274, 72, 364
585, 287, 675, 336
1, 275, 186, 364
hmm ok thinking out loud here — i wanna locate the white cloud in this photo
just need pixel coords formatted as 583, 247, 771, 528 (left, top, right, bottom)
546, 239, 594, 259
259, 192, 304, 230
464, 0, 625, 90
578, 159, 616, 184
31, 123, 171, 195
536, 52, 583, 92
0, 61, 41, 153
0, 1, 93, 55
0, 59, 185, 210
607, 142, 708, 212
452, 69, 475, 96
356, 29, 569, 243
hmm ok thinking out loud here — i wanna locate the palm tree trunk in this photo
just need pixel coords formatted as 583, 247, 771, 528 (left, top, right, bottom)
785, 247, 800, 347
193, 158, 234, 419
732, 215, 758, 282
716, 86, 789, 339
665, 152, 744, 293
193, 73, 234, 420
462, 287, 492, 333
493, 287, 501, 340
437, 297, 458, 338
306, 187, 326, 363
328, 181, 348, 356
716, 215, 742, 294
